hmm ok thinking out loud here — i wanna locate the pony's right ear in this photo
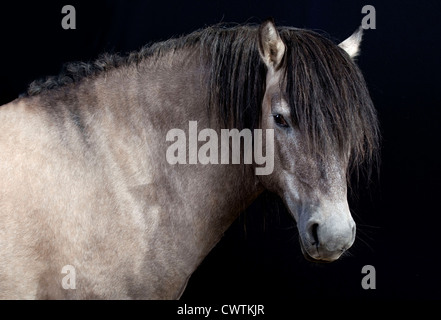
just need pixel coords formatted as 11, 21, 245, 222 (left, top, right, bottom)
258, 19, 286, 71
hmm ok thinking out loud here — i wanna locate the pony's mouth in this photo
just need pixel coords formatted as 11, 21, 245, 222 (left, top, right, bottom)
299, 237, 332, 264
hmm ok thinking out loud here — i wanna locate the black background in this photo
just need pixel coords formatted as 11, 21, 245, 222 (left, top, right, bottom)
0, 0, 440, 301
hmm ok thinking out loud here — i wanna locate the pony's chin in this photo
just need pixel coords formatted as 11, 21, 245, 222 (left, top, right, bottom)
299, 239, 333, 264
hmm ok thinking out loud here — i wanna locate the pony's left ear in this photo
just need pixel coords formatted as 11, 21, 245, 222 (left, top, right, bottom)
338, 26, 363, 59
258, 19, 286, 71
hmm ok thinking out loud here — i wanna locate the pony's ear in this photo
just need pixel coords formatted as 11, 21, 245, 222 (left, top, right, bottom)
339, 26, 363, 59
258, 19, 286, 71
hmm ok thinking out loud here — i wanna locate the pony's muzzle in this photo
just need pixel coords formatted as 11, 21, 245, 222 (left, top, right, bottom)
300, 217, 356, 262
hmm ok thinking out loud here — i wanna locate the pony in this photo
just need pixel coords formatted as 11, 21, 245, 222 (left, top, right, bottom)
0, 19, 379, 299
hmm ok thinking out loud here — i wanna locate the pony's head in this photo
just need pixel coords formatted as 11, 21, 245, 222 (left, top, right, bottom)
256, 20, 379, 262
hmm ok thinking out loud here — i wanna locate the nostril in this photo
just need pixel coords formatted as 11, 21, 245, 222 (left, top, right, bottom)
310, 223, 319, 246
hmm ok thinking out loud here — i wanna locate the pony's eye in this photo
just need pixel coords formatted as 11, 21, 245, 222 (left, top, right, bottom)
273, 114, 289, 128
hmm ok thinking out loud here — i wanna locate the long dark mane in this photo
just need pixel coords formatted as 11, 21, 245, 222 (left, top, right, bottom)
25, 24, 379, 177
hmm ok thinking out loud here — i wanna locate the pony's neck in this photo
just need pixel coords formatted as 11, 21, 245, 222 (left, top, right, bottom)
146, 50, 265, 240
90, 49, 265, 296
